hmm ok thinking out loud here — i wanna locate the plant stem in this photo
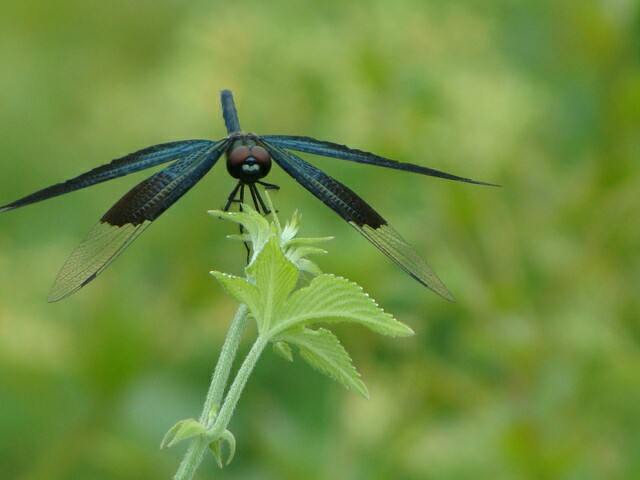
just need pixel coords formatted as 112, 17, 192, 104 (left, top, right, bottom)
201, 304, 249, 426
173, 437, 207, 480
209, 333, 269, 434
173, 304, 248, 480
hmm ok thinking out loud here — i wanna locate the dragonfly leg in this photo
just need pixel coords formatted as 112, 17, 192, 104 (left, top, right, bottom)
235, 185, 252, 261
224, 182, 251, 261
257, 180, 280, 191
250, 183, 272, 215
243, 234, 250, 262
224, 182, 243, 211
256, 181, 278, 214
239, 183, 245, 211
247, 183, 261, 213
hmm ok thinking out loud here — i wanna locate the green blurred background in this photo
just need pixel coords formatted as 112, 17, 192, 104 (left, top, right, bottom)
1, 0, 638, 478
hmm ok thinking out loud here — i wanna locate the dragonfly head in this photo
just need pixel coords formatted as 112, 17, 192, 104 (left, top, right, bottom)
226, 142, 272, 182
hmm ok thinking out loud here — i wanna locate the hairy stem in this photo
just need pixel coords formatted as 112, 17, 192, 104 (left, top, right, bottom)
201, 304, 249, 426
174, 304, 248, 480
209, 333, 269, 435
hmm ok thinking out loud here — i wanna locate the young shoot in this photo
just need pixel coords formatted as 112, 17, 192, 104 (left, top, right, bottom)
165, 199, 413, 479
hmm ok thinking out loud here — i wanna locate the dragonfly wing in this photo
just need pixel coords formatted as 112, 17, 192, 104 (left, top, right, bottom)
266, 142, 455, 301
262, 135, 497, 186
0, 140, 217, 213
47, 140, 228, 302
48, 221, 152, 302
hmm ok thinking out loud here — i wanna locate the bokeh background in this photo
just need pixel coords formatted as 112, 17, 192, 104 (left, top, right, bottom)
1, 1, 638, 479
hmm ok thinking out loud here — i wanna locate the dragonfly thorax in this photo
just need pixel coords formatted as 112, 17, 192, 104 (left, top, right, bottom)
226, 140, 271, 183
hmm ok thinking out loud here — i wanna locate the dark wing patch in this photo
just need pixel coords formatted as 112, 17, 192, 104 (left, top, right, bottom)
47, 140, 228, 302
265, 142, 454, 301
0, 140, 216, 213
262, 135, 498, 187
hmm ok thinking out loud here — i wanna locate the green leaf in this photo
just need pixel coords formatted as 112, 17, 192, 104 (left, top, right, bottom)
246, 234, 299, 332
209, 205, 271, 256
211, 202, 331, 282
295, 258, 323, 277
210, 272, 262, 321
220, 429, 236, 465
160, 418, 206, 449
272, 275, 413, 337
284, 245, 326, 277
225, 233, 251, 243
208, 440, 224, 469
280, 327, 369, 398
280, 210, 300, 244
273, 341, 293, 362
286, 245, 327, 262
208, 429, 236, 468
285, 236, 333, 246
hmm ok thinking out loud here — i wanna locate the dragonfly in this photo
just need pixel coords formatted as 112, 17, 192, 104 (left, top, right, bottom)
0, 89, 497, 302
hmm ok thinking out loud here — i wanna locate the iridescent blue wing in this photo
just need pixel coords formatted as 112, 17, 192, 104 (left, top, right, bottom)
47, 140, 228, 302
0, 140, 216, 213
265, 142, 455, 301
262, 135, 497, 186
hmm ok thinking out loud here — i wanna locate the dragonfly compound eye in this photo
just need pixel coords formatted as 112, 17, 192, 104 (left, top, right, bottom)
250, 146, 271, 165
227, 145, 251, 167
